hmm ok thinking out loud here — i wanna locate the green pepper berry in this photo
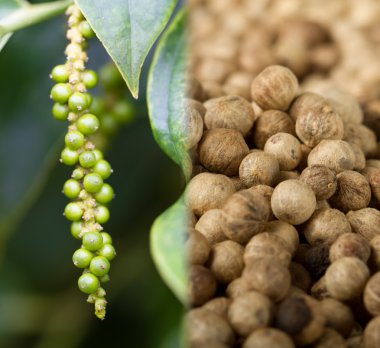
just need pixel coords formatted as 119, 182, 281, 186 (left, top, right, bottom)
68, 92, 90, 111
52, 103, 70, 121
83, 173, 103, 193
100, 274, 110, 283
72, 167, 85, 180
93, 159, 112, 179
93, 149, 104, 161
98, 244, 116, 261
79, 151, 97, 168
101, 232, 113, 245
99, 63, 123, 90
63, 179, 81, 199
71, 221, 83, 239
78, 273, 99, 294
90, 97, 106, 115
95, 205, 110, 224
51, 65, 69, 83
89, 256, 110, 277
73, 248, 93, 268
112, 100, 136, 124
77, 114, 99, 135
51, 83, 72, 103
79, 20, 95, 39
82, 231, 103, 251
100, 114, 118, 135
94, 184, 114, 204
64, 202, 83, 221
82, 70, 98, 89
60, 148, 79, 166
65, 131, 85, 150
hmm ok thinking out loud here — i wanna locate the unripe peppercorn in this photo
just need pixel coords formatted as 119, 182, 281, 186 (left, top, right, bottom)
293, 93, 344, 147
185, 308, 235, 347
76, 113, 100, 135
208, 240, 244, 283
71, 221, 83, 239
363, 316, 380, 348
299, 165, 337, 200
78, 273, 99, 294
244, 232, 292, 267
329, 233, 371, 263
325, 257, 370, 301
251, 65, 298, 111
95, 205, 110, 224
264, 132, 301, 170
93, 159, 112, 179
346, 208, 380, 241
82, 231, 103, 251
51, 64, 69, 83
239, 151, 280, 187
202, 297, 231, 319
60, 147, 79, 165
289, 262, 312, 292
195, 209, 227, 246
89, 256, 110, 277
204, 95, 256, 136
271, 179, 316, 225
329, 171, 371, 213
186, 229, 210, 265
68, 92, 90, 111
363, 272, 380, 316
307, 140, 356, 173
198, 128, 249, 176
52, 102, 70, 121
64, 202, 83, 221
63, 178, 81, 199
303, 208, 351, 246
370, 235, 380, 271
72, 248, 93, 268
98, 244, 116, 261
82, 70, 98, 89
320, 298, 355, 338
189, 265, 217, 306
83, 173, 103, 193
243, 258, 291, 302
265, 220, 299, 255
79, 151, 97, 168
65, 131, 85, 150
252, 110, 295, 149
275, 295, 326, 346
243, 328, 295, 348
94, 183, 114, 204
51, 83, 72, 103
228, 291, 274, 337
221, 189, 270, 244
186, 173, 235, 217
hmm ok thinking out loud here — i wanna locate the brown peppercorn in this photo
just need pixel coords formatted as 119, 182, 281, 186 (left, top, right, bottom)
363, 272, 380, 316
293, 243, 311, 265
346, 208, 380, 241
189, 265, 217, 306
294, 93, 344, 147
325, 257, 370, 301
298, 144, 313, 171
186, 308, 235, 347
221, 189, 270, 244
366, 159, 380, 168
350, 143, 366, 171
252, 110, 295, 149
229, 176, 246, 191
346, 336, 362, 348
208, 240, 244, 284
228, 291, 274, 337
275, 295, 326, 346
198, 128, 249, 176
343, 123, 378, 158
265, 220, 299, 255
195, 209, 227, 247
289, 262, 312, 292
239, 151, 280, 187
312, 328, 346, 348
244, 232, 292, 267
187, 229, 210, 265
290, 92, 324, 121
329, 171, 371, 212
310, 44, 340, 73
186, 173, 236, 217
187, 77, 206, 101
363, 316, 380, 348
329, 233, 371, 263
271, 179, 316, 225
223, 71, 253, 100
264, 133, 302, 170
251, 65, 299, 111
361, 166, 380, 203
185, 98, 206, 118
370, 235, 380, 271
310, 276, 330, 299
202, 297, 231, 319
195, 58, 234, 84
183, 101, 204, 149
243, 328, 295, 348
243, 258, 291, 302
275, 170, 300, 185
247, 185, 274, 219
202, 80, 225, 99
300, 165, 337, 200
320, 298, 355, 337
304, 244, 330, 280
303, 208, 352, 246
225, 277, 250, 299
307, 140, 356, 173
204, 95, 256, 136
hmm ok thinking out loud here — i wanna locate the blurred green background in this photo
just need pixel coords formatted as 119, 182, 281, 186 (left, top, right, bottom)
0, 4, 184, 348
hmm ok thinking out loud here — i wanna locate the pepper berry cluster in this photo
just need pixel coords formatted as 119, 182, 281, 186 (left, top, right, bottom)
50, 4, 115, 320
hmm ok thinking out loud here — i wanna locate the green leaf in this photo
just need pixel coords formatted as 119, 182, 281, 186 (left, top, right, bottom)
150, 196, 188, 305
75, 0, 178, 98
147, 10, 191, 177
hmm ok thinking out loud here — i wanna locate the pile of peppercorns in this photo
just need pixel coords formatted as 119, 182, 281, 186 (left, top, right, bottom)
185, 63, 380, 348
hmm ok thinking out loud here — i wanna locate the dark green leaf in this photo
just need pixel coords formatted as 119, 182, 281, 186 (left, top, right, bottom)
75, 0, 178, 98
147, 10, 190, 176
150, 196, 188, 305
